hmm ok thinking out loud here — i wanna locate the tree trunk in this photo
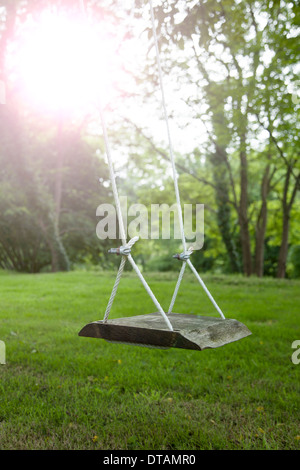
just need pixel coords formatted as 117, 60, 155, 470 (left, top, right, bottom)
51, 115, 70, 272
39, 218, 70, 273
239, 211, 252, 276
254, 164, 270, 277
54, 117, 64, 231
277, 212, 290, 279
276, 169, 299, 279
211, 147, 241, 273
217, 203, 241, 273
239, 139, 252, 276
254, 202, 267, 277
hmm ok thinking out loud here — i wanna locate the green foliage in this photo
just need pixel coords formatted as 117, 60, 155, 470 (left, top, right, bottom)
136, 0, 300, 277
0, 0, 299, 276
0, 103, 113, 272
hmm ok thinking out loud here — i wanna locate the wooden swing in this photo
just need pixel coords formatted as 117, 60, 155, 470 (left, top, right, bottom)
78, 1, 251, 351
79, 313, 251, 351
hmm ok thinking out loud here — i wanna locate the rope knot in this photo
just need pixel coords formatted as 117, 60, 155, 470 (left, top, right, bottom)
173, 247, 193, 261
108, 236, 139, 256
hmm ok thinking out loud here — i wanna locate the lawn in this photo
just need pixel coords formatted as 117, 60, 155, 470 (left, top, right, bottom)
0, 269, 299, 450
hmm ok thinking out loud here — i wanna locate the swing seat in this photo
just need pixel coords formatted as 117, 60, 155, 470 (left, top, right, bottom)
79, 312, 251, 350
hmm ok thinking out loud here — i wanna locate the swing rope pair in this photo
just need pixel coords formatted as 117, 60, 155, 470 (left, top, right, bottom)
99, 0, 225, 327
78, 0, 252, 351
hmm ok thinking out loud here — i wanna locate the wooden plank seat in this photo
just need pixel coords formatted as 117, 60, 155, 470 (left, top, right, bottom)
78, 312, 251, 351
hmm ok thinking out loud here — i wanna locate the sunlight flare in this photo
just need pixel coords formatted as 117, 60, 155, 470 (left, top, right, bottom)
12, 11, 120, 113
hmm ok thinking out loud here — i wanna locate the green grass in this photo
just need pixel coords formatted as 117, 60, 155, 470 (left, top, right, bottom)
0, 269, 299, 450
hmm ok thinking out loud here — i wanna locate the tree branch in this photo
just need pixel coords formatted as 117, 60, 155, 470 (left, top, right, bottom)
255, 113, 300, 182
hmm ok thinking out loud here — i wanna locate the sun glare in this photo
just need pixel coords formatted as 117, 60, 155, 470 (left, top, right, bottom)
12, 10, 119, 114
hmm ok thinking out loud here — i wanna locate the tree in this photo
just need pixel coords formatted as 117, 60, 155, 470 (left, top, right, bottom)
0, 0, 118, 272
128, 0, 299, 276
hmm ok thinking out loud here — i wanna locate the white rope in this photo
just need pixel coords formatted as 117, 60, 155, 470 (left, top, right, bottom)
99, 111, 173, 329
149, 0, 225, 320
79, 0, 127, 247
126, 236, 139, 249
168, 261, 186, 314
99, 106, 127, 245
167, 248, 192, 313
80, 0, 224, 325
103, 256, 127, 322
79, 3, 172, 330
187, 259, 225, 319
149, 0, 186, 254
103, 236, 139, 322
